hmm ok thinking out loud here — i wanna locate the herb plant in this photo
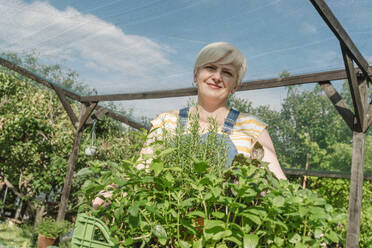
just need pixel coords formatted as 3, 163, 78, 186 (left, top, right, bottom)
78, 114, 346, 247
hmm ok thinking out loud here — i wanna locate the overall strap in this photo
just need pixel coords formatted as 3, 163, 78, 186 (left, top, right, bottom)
222, 108, 240, 134
178, 107, 190, 128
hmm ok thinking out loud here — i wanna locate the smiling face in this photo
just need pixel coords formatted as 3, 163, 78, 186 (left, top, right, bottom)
195, 62, 238, 106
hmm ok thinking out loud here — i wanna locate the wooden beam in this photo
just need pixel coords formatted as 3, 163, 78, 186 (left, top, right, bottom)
78, 102, 98, 131
0, 56, 81, 102
309, 0, 371, 78
57, 104, 96, 222
319, 81, 354, 130
57, 126, 83, 222
367, 104, 372, 131
346, 131, 366, 248
96, 106, 149, 130
104, 107, 148, 130
79, 67, 372, 102
342, 45, 367, 132
283, 168, 372, 181
51, 85, 78, 126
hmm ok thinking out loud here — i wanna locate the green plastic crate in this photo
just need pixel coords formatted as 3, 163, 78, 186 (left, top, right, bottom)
71, 214, 114, 248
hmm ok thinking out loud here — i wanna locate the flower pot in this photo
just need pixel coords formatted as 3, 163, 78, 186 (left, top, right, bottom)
37, 233, 56, 248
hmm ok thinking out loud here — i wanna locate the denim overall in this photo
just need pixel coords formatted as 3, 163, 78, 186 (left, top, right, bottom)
178, 107, 240, 167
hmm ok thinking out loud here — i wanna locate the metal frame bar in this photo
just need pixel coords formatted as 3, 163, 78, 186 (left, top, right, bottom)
318, 81, 354, 130
309, 0, 371, 78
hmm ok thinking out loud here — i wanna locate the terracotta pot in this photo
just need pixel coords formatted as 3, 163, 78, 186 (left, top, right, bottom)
37, 233, 56, 248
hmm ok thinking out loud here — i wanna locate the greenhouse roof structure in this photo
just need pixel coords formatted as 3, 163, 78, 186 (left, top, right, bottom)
0, 0, 371, 246
0, 0, 371, 120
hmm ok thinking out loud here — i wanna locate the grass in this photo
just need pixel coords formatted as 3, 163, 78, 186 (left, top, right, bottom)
0, 219, 73, 248
0, 220, 34, 248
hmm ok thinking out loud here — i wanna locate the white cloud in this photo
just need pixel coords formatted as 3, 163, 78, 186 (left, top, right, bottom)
0, 0, 172, 92
301, 23, 317, 35
311, 50, 340, 68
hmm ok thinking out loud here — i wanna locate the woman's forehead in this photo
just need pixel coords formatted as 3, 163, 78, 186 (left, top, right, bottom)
205, 62, 237, 71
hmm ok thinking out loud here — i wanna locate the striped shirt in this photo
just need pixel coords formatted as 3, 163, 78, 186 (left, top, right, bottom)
150, 109, 267, 158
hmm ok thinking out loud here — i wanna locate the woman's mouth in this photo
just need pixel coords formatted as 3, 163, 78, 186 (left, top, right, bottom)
207, 83, 222, 89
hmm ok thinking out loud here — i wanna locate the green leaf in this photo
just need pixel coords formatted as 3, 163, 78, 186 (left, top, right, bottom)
326, 231, 339, 243
243, 234, 259, 248
274, 237, 284, 246
211, 211, 225, 219
180, 198, 194, 208
245, 207, 267, 218
314, 229, 323, 239
225, 236, 242, 246
157, 147, 175, 158
150, 161, 163, 176
192, 238, 203, 248
153, 224, 167, 245
204, 219, 225, 230
128, 205, 138, 217
75, 167, 93, 177
187, 211, 206, 218
193, 160, 208, 173
272, 196, 285, 207
179, 240, 192, 248
238, 212, 261, 225
289, 233, 301, 244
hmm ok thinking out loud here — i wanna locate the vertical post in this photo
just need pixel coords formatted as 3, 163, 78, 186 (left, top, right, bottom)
346, 131, 366, 248
56, 125, 84, 222
57, 102, 97, 221
302, 153, 310, 189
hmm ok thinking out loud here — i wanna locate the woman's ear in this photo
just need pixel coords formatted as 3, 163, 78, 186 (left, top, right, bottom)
193, 69, 198, 83
231, 82, 238, 94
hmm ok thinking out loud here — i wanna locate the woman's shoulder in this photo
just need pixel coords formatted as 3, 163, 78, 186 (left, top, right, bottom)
235, 111, 267, 128
150, 110, 179, 129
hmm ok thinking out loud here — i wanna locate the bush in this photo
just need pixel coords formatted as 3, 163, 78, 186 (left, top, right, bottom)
78, 115, 346, 247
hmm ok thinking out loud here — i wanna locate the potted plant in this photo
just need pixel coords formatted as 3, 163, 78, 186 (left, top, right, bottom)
37, 217, 69, 248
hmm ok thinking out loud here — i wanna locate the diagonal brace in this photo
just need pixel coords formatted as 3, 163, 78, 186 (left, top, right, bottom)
78, 102, 98, 131
341, 44, 368, 132
51, 85, 78, 126
309, 0, 371, 78
319, 81, 354, 130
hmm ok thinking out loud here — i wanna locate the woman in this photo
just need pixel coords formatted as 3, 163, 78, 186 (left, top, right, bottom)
143, 42, 286, 179
93, 42, 286, 209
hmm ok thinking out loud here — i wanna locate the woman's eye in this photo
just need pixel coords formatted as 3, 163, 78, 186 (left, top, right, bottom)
205, 65, 216, 70
223, 71, 233, 77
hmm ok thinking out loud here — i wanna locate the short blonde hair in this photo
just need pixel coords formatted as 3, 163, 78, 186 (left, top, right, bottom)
194, 42, 247, 86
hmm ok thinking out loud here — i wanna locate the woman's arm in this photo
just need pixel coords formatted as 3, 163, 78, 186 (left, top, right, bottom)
255, 129, 287, 180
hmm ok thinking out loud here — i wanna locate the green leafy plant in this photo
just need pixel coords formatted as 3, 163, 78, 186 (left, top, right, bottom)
78, 114, 346, 247
37, 217, 71, 239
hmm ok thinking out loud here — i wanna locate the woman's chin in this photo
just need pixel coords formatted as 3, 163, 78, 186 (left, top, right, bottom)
198, 92, 228, 104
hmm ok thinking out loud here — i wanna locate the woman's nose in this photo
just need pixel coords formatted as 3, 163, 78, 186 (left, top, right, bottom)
212, 71, 222, 82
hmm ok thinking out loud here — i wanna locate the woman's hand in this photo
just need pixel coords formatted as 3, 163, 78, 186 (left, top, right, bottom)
255, 129, 287, 180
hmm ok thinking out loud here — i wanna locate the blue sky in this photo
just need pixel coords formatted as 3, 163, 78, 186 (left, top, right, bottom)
1, 0, 371, 120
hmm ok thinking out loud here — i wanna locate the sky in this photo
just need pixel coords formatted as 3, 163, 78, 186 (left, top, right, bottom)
1, 0, 371, 120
